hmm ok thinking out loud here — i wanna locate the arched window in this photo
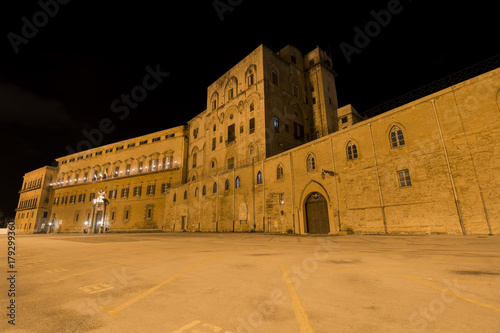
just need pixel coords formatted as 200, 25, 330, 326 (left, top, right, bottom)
390, 126, 405, 148
346, 141, 358, 160
213, 124, 217, 132
183, 190, 187, 200
257, 171, 263, 184
306, 154, 316, 171
194, 187, 198, 197
225, 179, 230, 191
213, 182, 217, 193
173, 193, 176, 202
235, 176, 240, 189
250, 103, 254, 112
202, 185, 206, 195
277, 164, 284, 180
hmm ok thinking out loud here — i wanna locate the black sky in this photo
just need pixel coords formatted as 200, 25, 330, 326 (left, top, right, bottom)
0, 0, 498, 218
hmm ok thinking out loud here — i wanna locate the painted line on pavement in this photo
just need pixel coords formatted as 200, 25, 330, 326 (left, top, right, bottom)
280, 264, 314, 333
101, 258, 211, 318
404, 276, 500, 313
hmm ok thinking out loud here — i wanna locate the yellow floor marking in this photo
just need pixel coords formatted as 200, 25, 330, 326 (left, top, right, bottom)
170, 320, 202, 333
52, 261, 134, 283
79, 283, 114, 294
404, 276, 500, 313
280, 264, 314, 333
45, 268, 68, 273
101, 258, 210, 318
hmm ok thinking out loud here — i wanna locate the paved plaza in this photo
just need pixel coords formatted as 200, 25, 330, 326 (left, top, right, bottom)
1, 232, 500, 332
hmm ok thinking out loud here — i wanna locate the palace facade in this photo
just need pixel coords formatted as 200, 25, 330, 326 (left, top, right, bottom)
14, 45, 500, 235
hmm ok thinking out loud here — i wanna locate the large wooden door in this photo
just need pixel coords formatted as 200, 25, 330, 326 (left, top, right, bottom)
306, 192, 330, 234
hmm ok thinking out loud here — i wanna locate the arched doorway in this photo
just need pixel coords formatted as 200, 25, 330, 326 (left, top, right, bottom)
305, 192, 330, 234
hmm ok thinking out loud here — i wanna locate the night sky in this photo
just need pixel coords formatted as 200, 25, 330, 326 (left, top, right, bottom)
0, 0, 498, 219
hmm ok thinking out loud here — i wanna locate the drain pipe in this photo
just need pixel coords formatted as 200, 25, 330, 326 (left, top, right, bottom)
368, 123, 388, 234
430, 99, 466, 235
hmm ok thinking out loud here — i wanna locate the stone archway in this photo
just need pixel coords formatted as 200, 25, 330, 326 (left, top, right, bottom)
305, 192, 330, 234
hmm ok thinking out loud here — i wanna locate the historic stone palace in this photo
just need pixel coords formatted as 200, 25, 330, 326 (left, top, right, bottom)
14, 45, 500, 235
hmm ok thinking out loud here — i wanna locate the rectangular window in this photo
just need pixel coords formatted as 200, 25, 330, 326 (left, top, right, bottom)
105, 148, 113, 153
138, 162, 143, 173
212, 100, 217, 110
161, 183, 170, 193
167, 156, 173, 168
125, 210, 130, 220
61, 196, 67, 205
69, 195, 76, 204
111, 212, 115, 221
293, 85, 299, 97
274, 117, 279, 133
397, 169, 412, 188
248, 74, 254, 86
95, 151, 102, 156
279, 193, 285, 205
293, 122, 304, 139
341, 116, 348, 124
126, 164, 131, 175
240, 125, 244, 134
78, 194, 85, 203
228, 124, 235, 143
272, 72, 278, 85
116, 146, 124, 151
228, 88, 234, 99
139, 140, 148, 145
192, 153, 197, 168
86, 153, 92, 158
152, 137, 161, 142
212, 137, 216, 151
193, 128, 198, 139
114, 166, 119, 177
109, 190, 117, 199
227, 157, 234, 170
54, 197, 59, 205
147, 185, 156, 196
128, 143, 136, 148
77, 156, 83, 160
134, 186, 142, 197
249, 118, 255, 134
89, 193, 95, 202
312, 97, 316, 105
121, 188, 129, 198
